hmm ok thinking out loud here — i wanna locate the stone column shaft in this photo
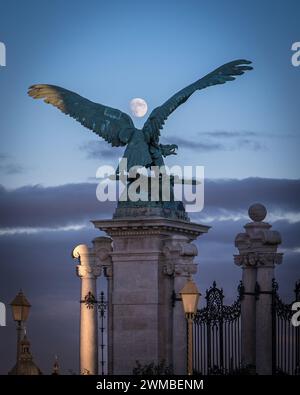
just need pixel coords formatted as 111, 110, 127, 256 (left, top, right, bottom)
172, 275, 188, 373
73, 244, 101, 375
241, 266, 257, 367
79, 274, 98, 375
255, 254, 282, 374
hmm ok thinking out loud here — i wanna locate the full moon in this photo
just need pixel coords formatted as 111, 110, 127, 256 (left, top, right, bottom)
130, 98, 148, 117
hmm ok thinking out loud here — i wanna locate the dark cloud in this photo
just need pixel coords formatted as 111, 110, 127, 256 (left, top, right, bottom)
0, 183, 116, 229
162, 136, 223, 151
80, 131, 267, 158
0, 153, 24, 175
199, 130, 259, 139
163, 131, 265, 152
166, 136, 224, 151
0, 178, 299, 230
80, 140, 124, 160
1, 163, 24, 175
236, 138, 265, 151
0, 153, 9, 160
192, 217, 300, 252
197, 130, 299, 140
203, 178, 300, 212
271, 221, 300, 249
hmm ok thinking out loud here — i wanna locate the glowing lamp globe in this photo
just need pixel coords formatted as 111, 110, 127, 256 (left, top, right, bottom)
10, 291, 31, 322
180, 278, 200, 316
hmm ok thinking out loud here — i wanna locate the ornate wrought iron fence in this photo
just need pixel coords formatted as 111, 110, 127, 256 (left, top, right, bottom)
98, 291, 108, 375
272, 280, 300, 375
193, 281, 241, 375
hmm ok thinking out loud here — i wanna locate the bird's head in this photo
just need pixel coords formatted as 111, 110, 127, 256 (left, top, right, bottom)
160, 144, 178, 157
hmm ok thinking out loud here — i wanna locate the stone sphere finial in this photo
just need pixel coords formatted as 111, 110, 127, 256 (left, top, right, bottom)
248, 203, 267, 222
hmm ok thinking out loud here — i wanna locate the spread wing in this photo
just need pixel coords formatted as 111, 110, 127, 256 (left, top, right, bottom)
143, 59, 252, 140
28, 84, 134, 147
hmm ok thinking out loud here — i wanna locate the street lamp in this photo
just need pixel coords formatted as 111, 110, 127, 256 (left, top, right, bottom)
10, 291, 31, 374
180, 277, 200, 375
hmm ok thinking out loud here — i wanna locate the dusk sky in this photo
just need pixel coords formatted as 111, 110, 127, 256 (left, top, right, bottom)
0, 0, 299, 375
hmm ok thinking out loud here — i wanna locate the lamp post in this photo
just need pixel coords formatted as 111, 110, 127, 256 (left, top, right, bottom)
180, 278, 200, 375
10, 291, 31, 374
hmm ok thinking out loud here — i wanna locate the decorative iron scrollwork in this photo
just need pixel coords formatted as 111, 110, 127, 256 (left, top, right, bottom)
193, 281, 242, 375
81, 291, 97, 309
98, 291, 107, 375
194, 281, 241, 325
98, 291, 107, 317
272, 279, 300, 375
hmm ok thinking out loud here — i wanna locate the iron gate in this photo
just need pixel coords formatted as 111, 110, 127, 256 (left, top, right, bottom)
272, 280, 300, 375
193, 281, 241, 375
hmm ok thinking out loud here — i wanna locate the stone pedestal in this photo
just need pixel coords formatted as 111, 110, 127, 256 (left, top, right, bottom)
234, 204, 282, 375
93, 216, 209, 375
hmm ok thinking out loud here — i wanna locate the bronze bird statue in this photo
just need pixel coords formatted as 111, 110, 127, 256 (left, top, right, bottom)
28, 59, 252, 173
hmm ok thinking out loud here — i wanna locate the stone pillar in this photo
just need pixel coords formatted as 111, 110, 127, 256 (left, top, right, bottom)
234, 204, 282, 375
72, 244, 101, 375
93, 216, 209, 375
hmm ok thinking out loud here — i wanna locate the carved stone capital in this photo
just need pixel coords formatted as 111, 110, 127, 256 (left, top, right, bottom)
72, 244, 101, 279
163, 262, 197, 277
258, 252, 283, 266
93, 237, 113, 278
76, 263, 102, 279
162, 236, 198, 277
163, 237, 198, 258
234, 252, 283, 268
